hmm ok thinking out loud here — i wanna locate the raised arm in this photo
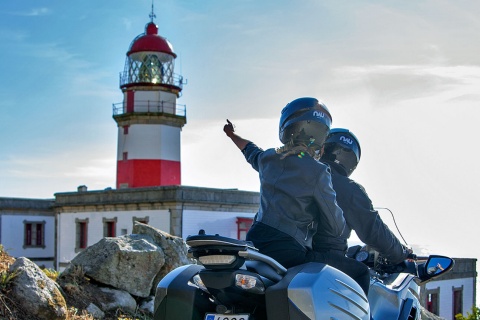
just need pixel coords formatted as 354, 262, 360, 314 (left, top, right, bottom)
223, 119, 251, 151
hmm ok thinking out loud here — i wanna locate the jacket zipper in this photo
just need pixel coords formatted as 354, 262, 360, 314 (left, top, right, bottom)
305, 221, 315, 240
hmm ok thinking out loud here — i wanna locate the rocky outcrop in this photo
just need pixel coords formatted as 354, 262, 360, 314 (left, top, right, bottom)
5, 222, 193, 319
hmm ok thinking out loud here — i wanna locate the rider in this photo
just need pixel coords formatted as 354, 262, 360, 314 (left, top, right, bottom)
311, 128, 413, 294
223, 97, 346, 269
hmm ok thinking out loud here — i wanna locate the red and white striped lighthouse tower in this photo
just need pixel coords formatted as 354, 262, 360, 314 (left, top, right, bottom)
113, 9, 185, 189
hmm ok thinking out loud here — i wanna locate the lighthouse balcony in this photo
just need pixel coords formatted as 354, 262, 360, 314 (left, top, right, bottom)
112, 100, 186, 118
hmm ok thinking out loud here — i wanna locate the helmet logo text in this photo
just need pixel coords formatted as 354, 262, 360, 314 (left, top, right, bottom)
313, 111, 325, 118
340, 136, 353, 144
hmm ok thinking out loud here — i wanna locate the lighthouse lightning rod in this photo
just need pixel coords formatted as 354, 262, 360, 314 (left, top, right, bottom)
150, 0, 156, 22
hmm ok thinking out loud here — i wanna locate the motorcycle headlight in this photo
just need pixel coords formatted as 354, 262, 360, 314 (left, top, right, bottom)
235, 274, 265, 294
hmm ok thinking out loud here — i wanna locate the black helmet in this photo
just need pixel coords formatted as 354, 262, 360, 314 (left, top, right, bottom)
321, 128, 361, 177
279, 97, 332, 149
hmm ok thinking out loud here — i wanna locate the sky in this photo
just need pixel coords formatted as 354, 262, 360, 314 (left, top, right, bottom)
1, 0, 480, 298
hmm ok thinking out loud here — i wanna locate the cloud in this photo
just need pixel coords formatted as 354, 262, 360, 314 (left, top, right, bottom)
0, 148, 116, 198
11, 8, 52, 16
334, 64, 480, 107
122, 18, 133, 31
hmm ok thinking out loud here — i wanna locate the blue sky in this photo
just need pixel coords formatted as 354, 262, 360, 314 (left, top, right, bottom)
1, 0, 480, 290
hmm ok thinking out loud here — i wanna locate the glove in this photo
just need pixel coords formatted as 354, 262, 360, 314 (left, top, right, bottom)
223, 119, 235, 137
404, 246, 416, 261
407, 252, 417, 260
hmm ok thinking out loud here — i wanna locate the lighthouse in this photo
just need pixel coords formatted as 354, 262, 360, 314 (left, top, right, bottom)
112, 10, 185, 189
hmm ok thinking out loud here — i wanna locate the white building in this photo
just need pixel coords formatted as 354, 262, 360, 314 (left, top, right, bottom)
54, 185, 258, 271
0, 197, 55, 269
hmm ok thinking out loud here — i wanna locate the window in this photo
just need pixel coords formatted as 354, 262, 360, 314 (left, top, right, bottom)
453, 287, 463, 318
426, 289, 439, 315
236, 217, 253, 240
103, 217, 117, 237
123, 125, 129, 135
138, 55, 163, 84
123, 152, 128, 161
133, 216, 149, 226
75, 218, 89, 252
23, 220, 45, 248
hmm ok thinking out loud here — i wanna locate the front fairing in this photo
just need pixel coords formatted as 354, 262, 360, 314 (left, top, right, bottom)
369, 273, 421, 320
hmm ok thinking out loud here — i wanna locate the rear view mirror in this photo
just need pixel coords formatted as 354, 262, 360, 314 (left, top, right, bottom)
420, 255, 454, 282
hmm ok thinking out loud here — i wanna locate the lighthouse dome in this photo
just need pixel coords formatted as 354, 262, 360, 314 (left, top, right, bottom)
127, 22, 176, 58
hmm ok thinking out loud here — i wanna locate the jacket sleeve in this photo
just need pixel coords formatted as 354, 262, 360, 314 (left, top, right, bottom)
313, 165, 346, 237
348, 183, 408, 264
241, 142, 264, 172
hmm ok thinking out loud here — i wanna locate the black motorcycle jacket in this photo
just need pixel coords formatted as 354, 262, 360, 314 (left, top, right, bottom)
242, 142, 345, 249
313, 162, 409, 264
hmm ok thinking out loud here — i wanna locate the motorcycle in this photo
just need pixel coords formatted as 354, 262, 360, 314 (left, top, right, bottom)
154, 231, 454, 320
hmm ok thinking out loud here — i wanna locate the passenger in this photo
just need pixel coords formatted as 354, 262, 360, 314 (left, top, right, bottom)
310, 128, 413, 295
223, 97, 345, 268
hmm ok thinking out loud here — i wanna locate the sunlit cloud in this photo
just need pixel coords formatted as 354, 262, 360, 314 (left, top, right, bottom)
0, 150, 116, 197
335, 64, 480, 105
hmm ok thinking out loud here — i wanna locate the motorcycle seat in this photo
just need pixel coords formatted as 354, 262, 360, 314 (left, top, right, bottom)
186, 233, 257, 250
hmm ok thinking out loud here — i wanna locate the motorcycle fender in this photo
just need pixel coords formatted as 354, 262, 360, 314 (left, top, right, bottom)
154, 264, 213, 320
266, 262, 370, 320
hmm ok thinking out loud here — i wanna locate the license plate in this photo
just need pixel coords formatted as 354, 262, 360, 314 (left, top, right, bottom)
205, 313, 249, 320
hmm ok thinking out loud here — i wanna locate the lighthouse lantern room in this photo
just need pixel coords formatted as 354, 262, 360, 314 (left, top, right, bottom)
112, 10, 185, 189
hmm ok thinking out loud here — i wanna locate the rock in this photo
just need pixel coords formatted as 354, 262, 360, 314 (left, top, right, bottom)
86, 303, 105, 319
132, 222, 194, 294
9, 257, 67, 320
139, 295, 155, 314
58, 271, 137, 317
98, 287, 137, 313
63, 234, 165, 297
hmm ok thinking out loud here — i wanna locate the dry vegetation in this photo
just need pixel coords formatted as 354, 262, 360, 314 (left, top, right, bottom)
0, 245, 153, 320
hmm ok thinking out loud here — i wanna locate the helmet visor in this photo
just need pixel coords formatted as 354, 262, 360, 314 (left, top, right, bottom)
325, 132, 360, 162
323, 144, 359, 176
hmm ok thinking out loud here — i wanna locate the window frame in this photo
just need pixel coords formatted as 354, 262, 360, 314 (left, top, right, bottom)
23, 220, 46, 248
75, 218, 89, 252
133, 216, 150, 226
103, 217, 118, 237
453, 286, 463, 319
236, 217, 253, 240
425, 288, 440, 315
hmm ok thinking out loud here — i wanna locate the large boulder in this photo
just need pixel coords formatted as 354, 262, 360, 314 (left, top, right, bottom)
132, 222, 194, 281
9, 257, 67, 320
63, 233, 165, 298
132, 222, 195, 295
